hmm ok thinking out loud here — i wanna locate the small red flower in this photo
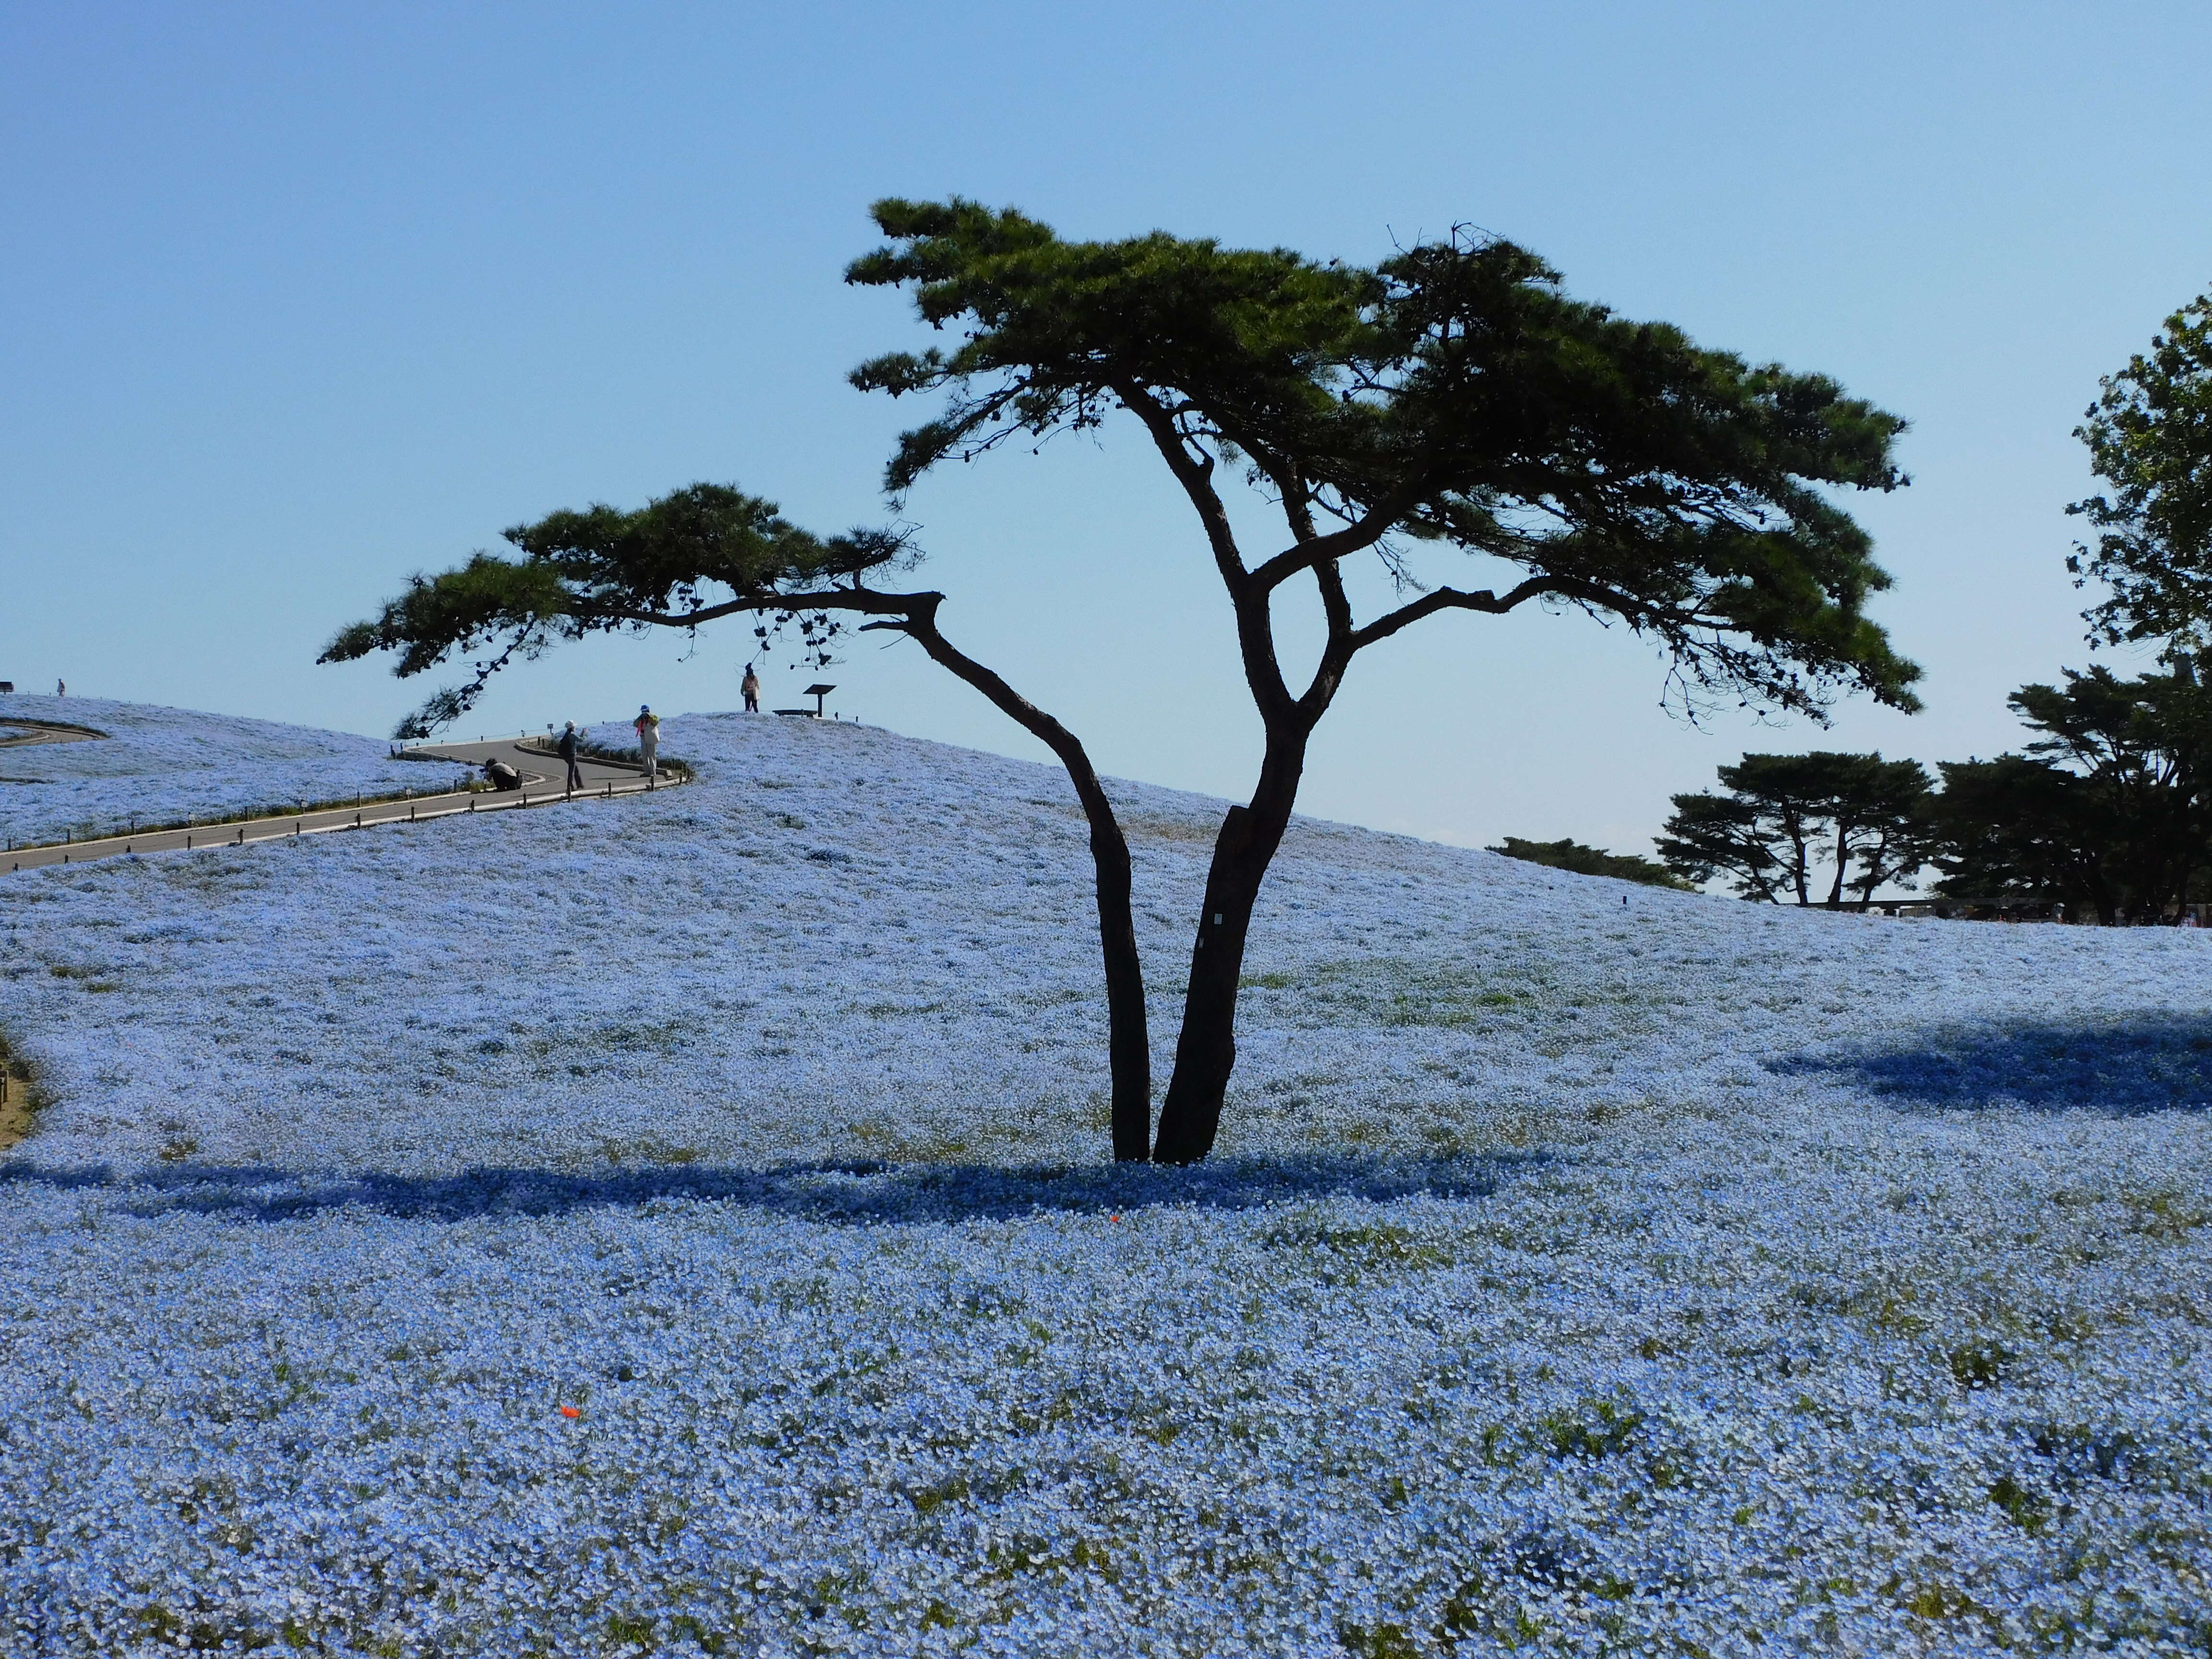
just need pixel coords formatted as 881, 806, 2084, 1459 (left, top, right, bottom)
559, 1405, 581, 1419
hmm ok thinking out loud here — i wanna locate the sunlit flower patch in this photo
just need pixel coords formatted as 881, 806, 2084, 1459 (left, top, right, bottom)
1, 708, 2208, 1654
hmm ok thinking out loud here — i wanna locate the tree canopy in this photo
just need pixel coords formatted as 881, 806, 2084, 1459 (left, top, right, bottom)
849, 199, 1922, 723
1658, 752, 1932, 907
1930, 757, 2112, 921
320, 484, 909, 737
1932, 663, 2212, 923
1661, 667, 2212, 925
2070, 286, 2212, 650
1488, 836, 1690, 890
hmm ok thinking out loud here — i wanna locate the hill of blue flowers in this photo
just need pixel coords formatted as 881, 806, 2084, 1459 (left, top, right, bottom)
1, 705, 2207, 1655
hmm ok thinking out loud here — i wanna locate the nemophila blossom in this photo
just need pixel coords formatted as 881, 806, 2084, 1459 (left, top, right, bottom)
0, 696, 433, 846
0, 708, 2209, 1653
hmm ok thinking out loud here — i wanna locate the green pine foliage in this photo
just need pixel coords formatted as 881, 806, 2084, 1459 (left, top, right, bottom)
1659, 753, 1932, 907
2070, 286, 2212, 650
1487, 837, 1691, 890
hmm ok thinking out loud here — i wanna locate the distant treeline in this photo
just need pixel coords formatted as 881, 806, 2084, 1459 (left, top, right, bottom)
1647, 661, 2212, 923
1487, 837, 1692, 891
1495, 661, 2212, 922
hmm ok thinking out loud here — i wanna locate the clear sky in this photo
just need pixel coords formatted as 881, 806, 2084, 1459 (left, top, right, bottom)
5, 2, 2209, 856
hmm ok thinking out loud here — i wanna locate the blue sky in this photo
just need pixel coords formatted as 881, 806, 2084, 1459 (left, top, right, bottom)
5, 2, 2209, 854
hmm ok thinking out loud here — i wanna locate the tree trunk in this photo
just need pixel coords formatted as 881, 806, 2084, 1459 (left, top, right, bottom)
1852, 830, 1891, 911
896, 605, 1154, 1157
1825, 822, 1851, 908
1084, 807, 1154, 1160
1152, 746, 1304, 1164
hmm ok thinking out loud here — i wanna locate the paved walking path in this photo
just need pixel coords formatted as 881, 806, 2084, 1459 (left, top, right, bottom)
0, 719, 108, 748
4, 735, 679, 876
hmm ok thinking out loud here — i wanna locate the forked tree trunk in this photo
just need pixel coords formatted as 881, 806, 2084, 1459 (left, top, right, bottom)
1151, 741, 1306, 1164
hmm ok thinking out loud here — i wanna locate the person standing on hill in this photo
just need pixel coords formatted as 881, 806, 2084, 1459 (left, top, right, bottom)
557, 721, 582, 792
634, 704, 660, 779
741, 663, 761, 714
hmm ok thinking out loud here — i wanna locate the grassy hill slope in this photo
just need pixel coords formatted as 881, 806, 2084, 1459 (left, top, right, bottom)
1, 707, 2208, 1654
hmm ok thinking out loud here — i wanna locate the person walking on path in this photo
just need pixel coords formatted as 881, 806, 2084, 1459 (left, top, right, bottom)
557, 721, 583, 792
741, 664, 761, 714
634, 704, 660, 779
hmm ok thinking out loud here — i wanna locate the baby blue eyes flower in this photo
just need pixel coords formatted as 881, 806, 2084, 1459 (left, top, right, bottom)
1, 709, 2208, 1650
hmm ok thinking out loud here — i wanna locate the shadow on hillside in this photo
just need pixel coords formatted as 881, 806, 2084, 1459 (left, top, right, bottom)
1772, 1016, 2212, 1115
0, 1149, 1538, 1226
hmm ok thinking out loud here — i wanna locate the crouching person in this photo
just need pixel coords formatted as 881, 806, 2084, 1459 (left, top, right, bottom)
483, 757, 524, 792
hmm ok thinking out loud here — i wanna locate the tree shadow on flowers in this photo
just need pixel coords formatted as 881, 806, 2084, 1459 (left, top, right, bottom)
0, 1149, 1539, 1226
1771, 1015, 2212, 1116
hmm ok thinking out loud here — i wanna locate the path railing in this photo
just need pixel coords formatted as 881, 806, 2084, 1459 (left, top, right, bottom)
4, 769, 680, 876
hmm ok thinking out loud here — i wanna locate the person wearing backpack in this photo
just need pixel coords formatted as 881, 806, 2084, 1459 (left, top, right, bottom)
634, 705, 661, 779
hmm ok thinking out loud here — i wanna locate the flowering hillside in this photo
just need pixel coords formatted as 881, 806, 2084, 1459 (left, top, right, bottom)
1, 706, 2208, 1655
0, 696, 437, 846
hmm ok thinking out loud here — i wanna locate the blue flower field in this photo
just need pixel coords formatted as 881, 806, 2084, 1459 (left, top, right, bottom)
0, 697, 441, 847
1, 708, 2207, 1655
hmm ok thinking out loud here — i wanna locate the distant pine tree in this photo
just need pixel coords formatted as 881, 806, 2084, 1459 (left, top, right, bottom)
1488, 836, 1693, 890
1659, 752, 1934, 907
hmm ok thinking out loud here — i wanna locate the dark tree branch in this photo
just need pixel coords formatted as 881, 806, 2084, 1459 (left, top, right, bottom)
1298, 559, 1358, 721
860, 603, 1153, 1160
1112, 378, 1310, 725
1246, 475, 1438, 596
1111, 380, 1249, 596
603, 587, 925, 631
1313, 557, 1355, 649
1346, 575, 1565, 653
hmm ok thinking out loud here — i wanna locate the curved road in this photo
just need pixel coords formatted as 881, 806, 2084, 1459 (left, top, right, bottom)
4, 733, 678, 876
412, 734, 650, 793
0, 718, 109, 749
